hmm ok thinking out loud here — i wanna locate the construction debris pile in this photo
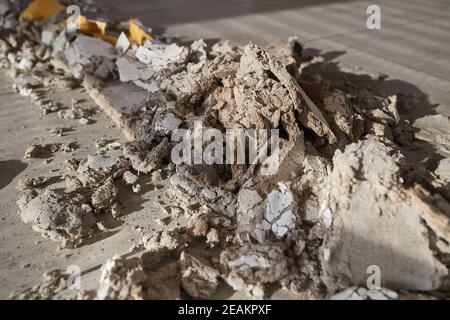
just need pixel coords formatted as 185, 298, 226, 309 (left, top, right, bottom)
2, 0, 450, 300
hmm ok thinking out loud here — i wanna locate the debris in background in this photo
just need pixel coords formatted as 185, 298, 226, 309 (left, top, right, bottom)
9, 269, 69, 300
94, 255, 148, 299
87, 255, 180, 300
128, 19, 152, 45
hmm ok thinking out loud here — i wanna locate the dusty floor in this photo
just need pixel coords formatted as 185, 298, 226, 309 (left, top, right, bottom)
1, 0, 450, 299
0, 70, 134, 297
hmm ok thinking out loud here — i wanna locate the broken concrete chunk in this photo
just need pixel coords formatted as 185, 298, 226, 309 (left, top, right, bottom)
122, 139, 169, 174
123, 170, 141, 193
84, 254, 181, 300
41, 24, 60, 46
144, 261, 181, 299
414, 115, 450, 156
117, 40, 224, 97
322, 89, 363, 147
179, 252, 220, 298
123, 170, 139, 185
116, 56, 154, 83
211, 40, 235, 56
78, 117, 90, 125
168, 167, 237, 219
220, 43, 334, 144
163, 52, 238, 104
57, 99, 94, 120
435, 158, 450, 183
9, 269, 70, 300
135, 42, 188, 69
190, 39, 207, 61
116, 41, 190, 92
95, 255, 148, 300
83, 76, 151, 140
154, 112, 181, 134
141, 230, 184, 252
24, 142, 77, 158
17, 189, 96, 247
63, 35, 116, 79
321, 136, 449, 291
188, 214, 209, 237
265, 183, 296, 238
116, 32, 130, 54
237, 182, 265, 242
78, 154, 122, 173
131, 184, 141, 193
206, 228, 220, 247
16, 176, 53, 191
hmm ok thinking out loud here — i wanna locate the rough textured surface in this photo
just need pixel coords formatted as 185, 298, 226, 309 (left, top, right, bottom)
85, 255, 181, 300
9, 269, 70, 300
321, 137, 449, 291
436, 158, 450, 183
55, 34, 116, 80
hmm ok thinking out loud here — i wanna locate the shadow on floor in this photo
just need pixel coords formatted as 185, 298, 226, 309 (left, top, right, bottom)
0, 160, 27, 190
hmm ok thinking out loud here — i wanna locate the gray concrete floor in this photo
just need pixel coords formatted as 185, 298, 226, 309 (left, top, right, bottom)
0, 71, 143, 298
